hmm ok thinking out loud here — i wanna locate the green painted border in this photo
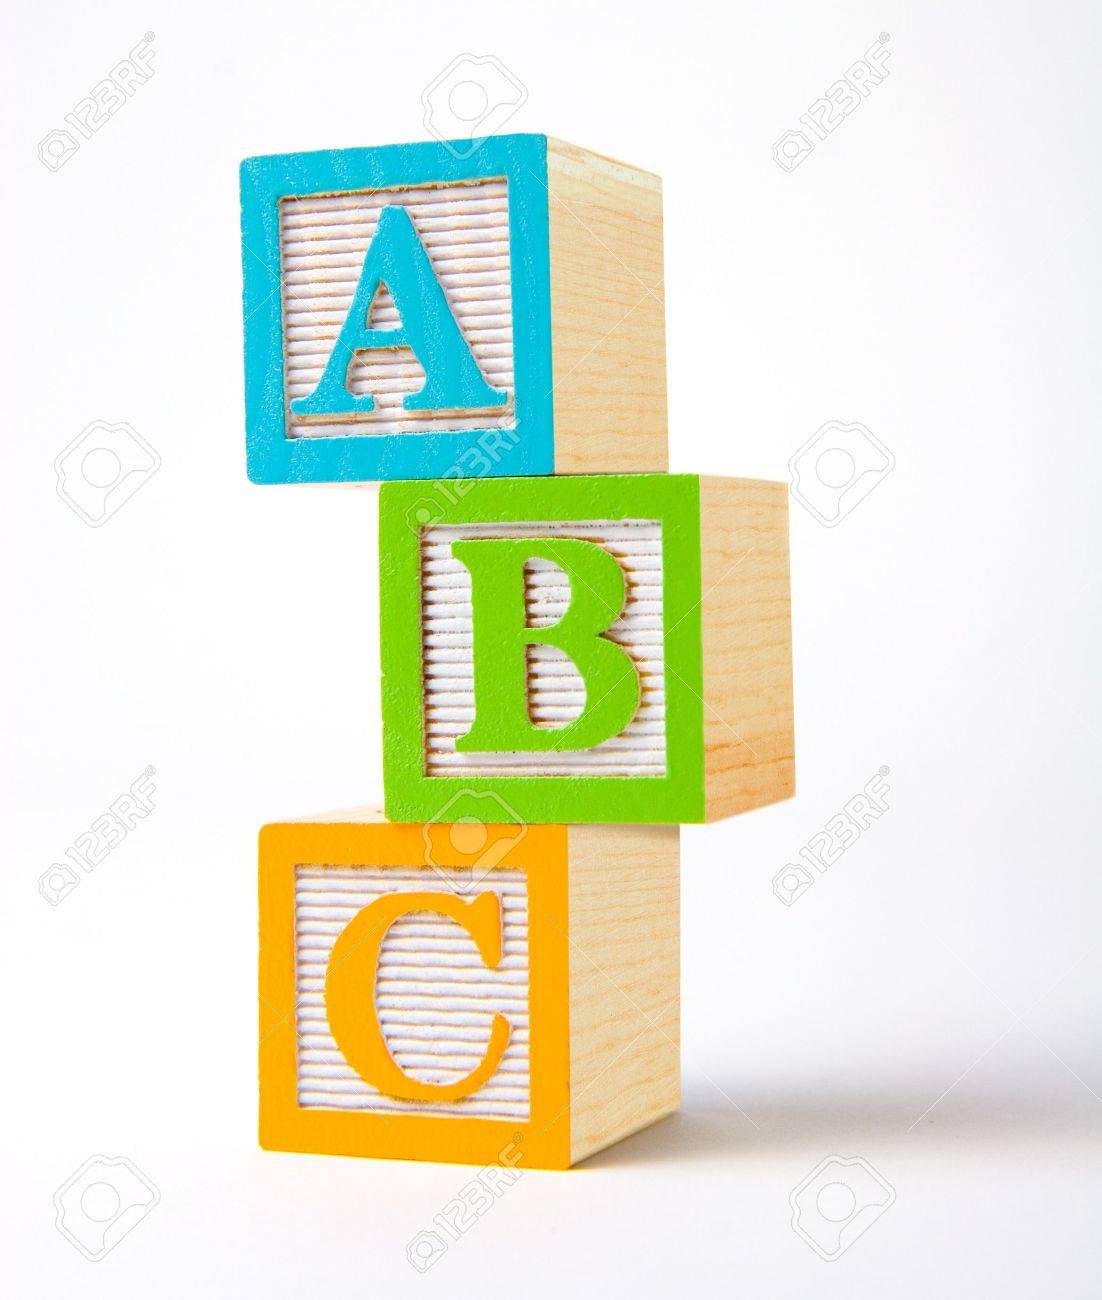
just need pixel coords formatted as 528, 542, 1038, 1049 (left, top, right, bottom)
379, 475, 706, 824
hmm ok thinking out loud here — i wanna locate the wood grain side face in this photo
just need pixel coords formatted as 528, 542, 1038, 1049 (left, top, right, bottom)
699, 477, 795, 820
567, 824, 680, 1164
546, 138, 668, 474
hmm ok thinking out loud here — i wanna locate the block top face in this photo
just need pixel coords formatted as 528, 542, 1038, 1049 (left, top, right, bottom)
380, 474, 706, 825
240, 135, 554, 484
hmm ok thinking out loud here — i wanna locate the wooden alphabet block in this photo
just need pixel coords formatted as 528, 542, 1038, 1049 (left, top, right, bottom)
380, 474, 794, 825
258, 812, 679, 1169
240, 135, 667, 485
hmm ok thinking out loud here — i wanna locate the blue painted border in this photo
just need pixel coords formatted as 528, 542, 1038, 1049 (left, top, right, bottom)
240, 135, 554, 484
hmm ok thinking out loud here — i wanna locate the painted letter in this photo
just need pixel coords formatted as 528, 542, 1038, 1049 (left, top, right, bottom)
291, 205, 507, 417
452, 537, 640, 753
325, 891, 510, 1102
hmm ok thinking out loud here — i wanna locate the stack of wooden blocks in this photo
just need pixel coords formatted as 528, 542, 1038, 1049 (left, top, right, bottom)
241, 134, 794, 1170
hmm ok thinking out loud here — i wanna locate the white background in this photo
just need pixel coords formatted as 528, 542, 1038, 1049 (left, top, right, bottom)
3, 0, 1100, 1294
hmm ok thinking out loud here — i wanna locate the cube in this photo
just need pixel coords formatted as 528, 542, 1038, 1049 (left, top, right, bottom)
258, 811, 679, 1169
240, 135, 667, 485
380, 473, 794, 825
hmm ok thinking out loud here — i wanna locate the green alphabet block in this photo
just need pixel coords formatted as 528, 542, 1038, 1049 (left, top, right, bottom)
380, 474, 794, 825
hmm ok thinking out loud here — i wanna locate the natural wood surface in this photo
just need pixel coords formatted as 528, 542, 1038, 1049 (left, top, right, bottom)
699, 476, 795, 819
546, 138, 668, 474
280, 803, 385, 823
567, 823, 680, 1162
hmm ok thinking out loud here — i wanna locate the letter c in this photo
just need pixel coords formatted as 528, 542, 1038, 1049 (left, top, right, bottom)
324, 891, 511, 1103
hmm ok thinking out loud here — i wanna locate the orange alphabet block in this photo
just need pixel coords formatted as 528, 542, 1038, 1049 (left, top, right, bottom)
259, 811, 679, 1169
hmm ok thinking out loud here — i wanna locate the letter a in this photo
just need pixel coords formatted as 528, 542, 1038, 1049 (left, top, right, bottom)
451, 537, 641, 753
291, 205, 507, 417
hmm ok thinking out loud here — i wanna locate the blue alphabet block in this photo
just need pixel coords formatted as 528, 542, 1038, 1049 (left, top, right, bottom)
240, 135, 667, 484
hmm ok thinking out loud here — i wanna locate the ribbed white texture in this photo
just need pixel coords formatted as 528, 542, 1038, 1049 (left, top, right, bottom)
279, 180, 515, 439
421, 521, 667, 777
294, 866, 530, 1120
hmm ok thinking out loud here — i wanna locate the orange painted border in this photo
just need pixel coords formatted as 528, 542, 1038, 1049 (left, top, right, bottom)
258, 818, 573, 1170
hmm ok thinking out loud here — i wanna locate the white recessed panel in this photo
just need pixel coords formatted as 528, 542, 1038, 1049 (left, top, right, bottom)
294, 865, 529, 1121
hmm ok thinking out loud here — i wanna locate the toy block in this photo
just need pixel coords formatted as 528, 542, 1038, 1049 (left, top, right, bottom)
240, 135, 667, 485
380, 473, 794, 825
258, 811, 679, 1169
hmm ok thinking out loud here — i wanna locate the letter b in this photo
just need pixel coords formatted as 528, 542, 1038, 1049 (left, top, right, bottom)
451, 537, 641, 753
